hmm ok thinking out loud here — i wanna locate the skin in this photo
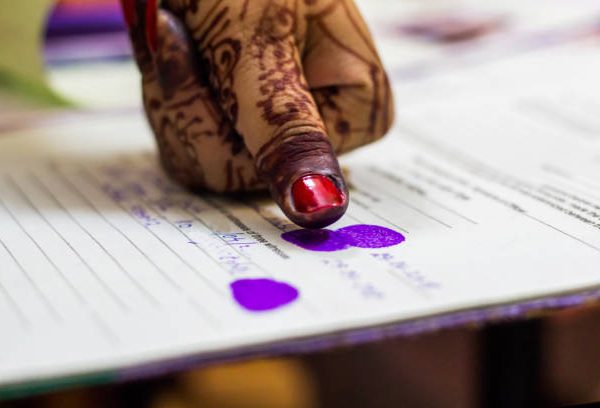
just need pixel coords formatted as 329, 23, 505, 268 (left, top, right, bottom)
123, 0, 394, 228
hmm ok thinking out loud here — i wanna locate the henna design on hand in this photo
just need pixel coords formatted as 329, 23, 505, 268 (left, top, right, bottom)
124, 0, 394, 227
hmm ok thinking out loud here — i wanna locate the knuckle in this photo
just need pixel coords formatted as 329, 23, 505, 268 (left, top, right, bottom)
156, 126, 259, 194
335, 66, 395, 151
255, 127, 335, 184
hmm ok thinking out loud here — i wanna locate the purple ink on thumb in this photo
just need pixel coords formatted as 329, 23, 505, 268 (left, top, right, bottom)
230, 278, 299, 312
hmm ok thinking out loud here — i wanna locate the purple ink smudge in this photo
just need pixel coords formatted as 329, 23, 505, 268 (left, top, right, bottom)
337, 225, 405, 248
282, 224, 405, 252
281, 229, 350, 252
230, 279, 299, 312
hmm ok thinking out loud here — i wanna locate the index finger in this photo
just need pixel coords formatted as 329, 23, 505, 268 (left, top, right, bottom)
168, 0, 349, 229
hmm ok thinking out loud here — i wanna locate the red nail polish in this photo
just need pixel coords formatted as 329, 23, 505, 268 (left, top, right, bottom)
145, 0, 158, 54
291, 175, 346, 214
121, 0, 136, 29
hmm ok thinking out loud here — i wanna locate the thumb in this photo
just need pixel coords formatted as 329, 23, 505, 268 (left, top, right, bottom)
256, 130, 349, 229
194, 12, 349, 229
245, 52, 349, 229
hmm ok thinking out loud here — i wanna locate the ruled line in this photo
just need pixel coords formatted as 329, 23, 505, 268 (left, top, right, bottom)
0, 275, 31, 330
63, 169, 184, 293
390, 164, 479, 225
353, 172, 453, 229
524, 214, 600, 253
80, 168, 225, 295
424, 196, 478, 225
2, 177, 89, 305
51, 167, 174, 306
80, 168, 224, 329
346, 212, 410, 235
1, 176, 118, 342
0, 237, 63, 324
381, 193, 453, 228
31, 172, 158, 309
103, 158, 276, 282
14, 174, 129, 312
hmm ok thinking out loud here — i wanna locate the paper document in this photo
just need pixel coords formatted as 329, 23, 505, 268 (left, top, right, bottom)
2, 39, 600, 393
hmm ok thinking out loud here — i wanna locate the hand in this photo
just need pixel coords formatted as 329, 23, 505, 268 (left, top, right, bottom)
121, 0, 394, 228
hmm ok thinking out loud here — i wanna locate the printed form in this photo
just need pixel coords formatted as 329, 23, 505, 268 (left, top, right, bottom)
1, 40, 600, 390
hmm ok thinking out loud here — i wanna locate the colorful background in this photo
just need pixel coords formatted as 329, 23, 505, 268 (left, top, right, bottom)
46, 0, 125, 36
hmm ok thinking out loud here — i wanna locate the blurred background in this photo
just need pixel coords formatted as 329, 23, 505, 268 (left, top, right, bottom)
2, 0, 600, 406
44, 0, 140, 109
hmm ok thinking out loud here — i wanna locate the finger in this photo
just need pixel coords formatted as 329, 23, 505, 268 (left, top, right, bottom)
120, 0, 156, 75
304, 0, 394, 153
149, 9, 261, 192
236, 39, 348, 229
170, 2, 349, 229
121, 0, 200, 186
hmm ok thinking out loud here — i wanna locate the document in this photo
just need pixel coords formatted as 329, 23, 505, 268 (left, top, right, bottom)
2, 34, 600, 396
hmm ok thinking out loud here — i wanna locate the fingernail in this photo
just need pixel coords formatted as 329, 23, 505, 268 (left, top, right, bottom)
291, 175, 346, 214
121, 0, 136, 29
145, 0, 158, 55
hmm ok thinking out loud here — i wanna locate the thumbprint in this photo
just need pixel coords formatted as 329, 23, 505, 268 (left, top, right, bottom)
279, 228, 350, 252
336, 225, 405, 248
282, 224, 405, 252
230, 278, 299, 312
